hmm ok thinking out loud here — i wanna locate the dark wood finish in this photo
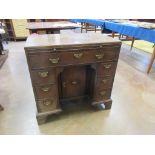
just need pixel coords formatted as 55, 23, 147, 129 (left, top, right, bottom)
26, 21, 81, 34
96, 77, 114, 89
25, 33, 121, 124
31, 68, 56, 84
61, 66, 87, 98
96, 62, 117, 76
28, 46, 120, 69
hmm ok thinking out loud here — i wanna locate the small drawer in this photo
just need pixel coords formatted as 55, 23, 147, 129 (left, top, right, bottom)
34, 84, 57, 99
101, 46, 120, 61
97, 62, 117, 76
94, 89, 112, 101
31, 69, 56, 84
28, 52, 60, 69
96, 77, 113, 89
37, 98, 58, 113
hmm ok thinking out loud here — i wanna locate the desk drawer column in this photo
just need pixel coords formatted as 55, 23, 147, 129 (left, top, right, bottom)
92, 62, 118, 109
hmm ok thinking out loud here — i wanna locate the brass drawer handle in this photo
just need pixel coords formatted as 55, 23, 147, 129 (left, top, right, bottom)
102, 79, 108, 84
71, 81, 78, 85
104, 64, 111, 69
38, 71, 48, 78
100, 91, 106, 96
49, 58, 59, 64
43, 100, 53, 106
74, 53, 83, 59
95, 54, 104, 59
41, 87, 50, 92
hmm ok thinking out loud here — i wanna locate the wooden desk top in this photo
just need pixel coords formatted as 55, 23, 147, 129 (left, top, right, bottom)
25, 33, 121, 48
26, 21, 81, 30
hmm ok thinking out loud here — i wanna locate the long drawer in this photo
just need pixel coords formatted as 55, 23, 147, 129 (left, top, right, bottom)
27, 47, 120, 69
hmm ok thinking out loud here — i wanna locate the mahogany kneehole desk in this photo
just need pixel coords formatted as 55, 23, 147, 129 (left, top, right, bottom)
25, 33, 121, 124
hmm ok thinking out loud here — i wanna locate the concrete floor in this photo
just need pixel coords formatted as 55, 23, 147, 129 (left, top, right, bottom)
0, 41, 155, 135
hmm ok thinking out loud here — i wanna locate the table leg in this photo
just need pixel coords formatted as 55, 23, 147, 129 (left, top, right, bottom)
112, 32, 115, 38
147, 47, 155, 74
130, 37, 135, 51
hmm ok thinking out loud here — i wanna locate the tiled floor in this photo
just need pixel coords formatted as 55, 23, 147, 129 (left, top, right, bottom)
0, 40, 155, 134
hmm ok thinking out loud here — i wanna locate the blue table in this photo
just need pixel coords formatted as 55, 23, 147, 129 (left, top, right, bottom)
104, 21, 155, 43
104, 21, 155, 73
70, 19, 155, 73
71, 19, 155, 44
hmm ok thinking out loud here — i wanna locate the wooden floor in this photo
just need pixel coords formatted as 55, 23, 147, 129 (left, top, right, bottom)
0, 40, 155, 134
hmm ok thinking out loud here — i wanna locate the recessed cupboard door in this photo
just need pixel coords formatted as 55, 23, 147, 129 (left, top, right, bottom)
61, 66, 86, 99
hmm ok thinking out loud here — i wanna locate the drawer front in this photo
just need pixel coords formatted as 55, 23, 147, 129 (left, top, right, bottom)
31, 69, 56, 84
34, 84, 57, 99
101, 46, 120, 61
28, 52, 60, 69
97, 62, 117, 76
28, 47, 119, 69
96, 77, 113, 89
94, 88, 112, 101
37, 98, 58, 113
60, 50, 118, 65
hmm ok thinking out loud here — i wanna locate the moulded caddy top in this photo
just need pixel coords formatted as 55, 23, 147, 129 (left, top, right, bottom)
25, 33, 121, 49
